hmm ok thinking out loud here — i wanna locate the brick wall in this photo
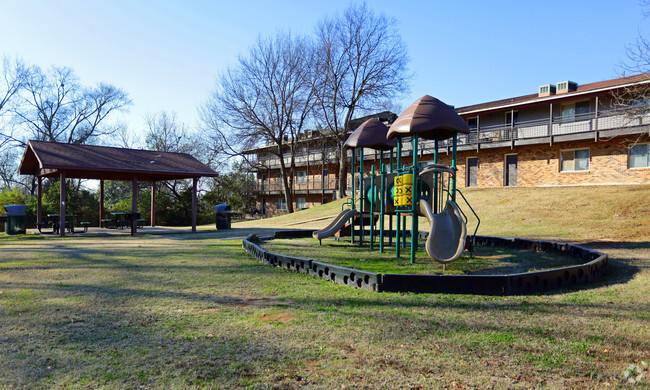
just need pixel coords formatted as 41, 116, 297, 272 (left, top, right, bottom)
254, 135, 649, 214
441, 135, 650, 188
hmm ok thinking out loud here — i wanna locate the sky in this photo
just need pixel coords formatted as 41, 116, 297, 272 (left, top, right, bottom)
2, 0, 649, 142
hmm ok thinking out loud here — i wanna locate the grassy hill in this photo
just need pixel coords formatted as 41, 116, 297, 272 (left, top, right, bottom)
235, 184, 650, 243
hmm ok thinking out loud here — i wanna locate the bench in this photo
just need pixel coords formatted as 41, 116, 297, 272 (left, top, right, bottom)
101, 218, 116, 229
35, 222, 47, 233
136, 219, 147, 228
79, 221, 91, 233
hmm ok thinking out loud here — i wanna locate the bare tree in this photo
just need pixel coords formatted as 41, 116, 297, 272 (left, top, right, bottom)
145, 110, 219, 203
145, 111, 191, 153
312, 3, 411, 196
145, 110, 194, 200
14, 65, 131, 145
201, 32, 315, 213
613, 0, 650, 139
0, 57, 30, 189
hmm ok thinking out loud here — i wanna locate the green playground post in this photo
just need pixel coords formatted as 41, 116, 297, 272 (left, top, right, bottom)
369, 165, 375, 250
433, 137, 439, 213
395, 136, 402, 258
451, 134, 458, 201
359, 148, 364, 246
410, 134, 419, 264
389, 148, 394, 247
350, 148, 356, 244
379, 161, 385, 253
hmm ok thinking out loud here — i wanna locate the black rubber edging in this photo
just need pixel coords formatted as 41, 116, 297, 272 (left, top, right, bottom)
241, 231, 609, 296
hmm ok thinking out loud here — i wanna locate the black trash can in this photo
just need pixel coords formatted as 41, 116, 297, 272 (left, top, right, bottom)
4, 204, 27, 235
215, 204, 232, 230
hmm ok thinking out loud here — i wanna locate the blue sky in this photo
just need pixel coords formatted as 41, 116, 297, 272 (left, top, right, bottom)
2, 0, 649, 140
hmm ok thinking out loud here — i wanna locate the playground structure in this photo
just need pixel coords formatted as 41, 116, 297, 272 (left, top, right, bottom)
313, 95, 479, 264
254, 97, 610, 295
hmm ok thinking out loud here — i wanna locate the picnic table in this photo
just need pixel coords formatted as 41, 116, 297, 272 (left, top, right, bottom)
102, 212, 146, 229
46, 214, 77, 234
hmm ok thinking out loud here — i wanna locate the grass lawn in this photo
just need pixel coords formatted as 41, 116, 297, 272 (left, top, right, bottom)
0, 185, 648, 389
260, 238, 589, 275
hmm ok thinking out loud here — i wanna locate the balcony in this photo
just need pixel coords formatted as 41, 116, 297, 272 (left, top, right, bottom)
245, 105, 650, 169
255, 178, 339, 195
246, 148, 339, 170
447, 106, 650, 150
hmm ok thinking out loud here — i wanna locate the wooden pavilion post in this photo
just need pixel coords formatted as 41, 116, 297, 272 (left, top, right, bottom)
59, 172, 66, 237
131, 177, 138, 236
191, 177, 198, 233
37, 177, 42, 224
99, 180, 105, 227
150, 181, 156, 227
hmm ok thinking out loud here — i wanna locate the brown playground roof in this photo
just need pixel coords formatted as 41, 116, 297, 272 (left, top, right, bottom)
388, 95, 470, 141
344, 118, 397, 151
19, 141, 219, 182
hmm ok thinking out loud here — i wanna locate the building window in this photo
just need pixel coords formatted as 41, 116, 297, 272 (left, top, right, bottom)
629, 143, 650, 168
278, 198, 286, 210
560, 101, 590, 123
560, 149, 590, 172
467, 117, 478, 131
296, 171, 307, 184
466, 157, 478, 187
297, 198, 307, 210
505, 111, 518, 125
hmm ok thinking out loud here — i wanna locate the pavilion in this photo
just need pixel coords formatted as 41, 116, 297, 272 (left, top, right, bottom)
18, 140, 219, 236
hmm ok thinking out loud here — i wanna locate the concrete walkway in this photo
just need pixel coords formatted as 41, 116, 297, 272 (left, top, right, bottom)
26, 225, 301, 241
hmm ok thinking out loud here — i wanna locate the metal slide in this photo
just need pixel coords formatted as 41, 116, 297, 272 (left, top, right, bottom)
419, 200, 467, 263
313, 209, 359, 240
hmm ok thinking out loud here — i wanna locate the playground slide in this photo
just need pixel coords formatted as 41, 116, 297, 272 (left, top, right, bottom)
419, 200, 467, 263
313, 209, 359, 240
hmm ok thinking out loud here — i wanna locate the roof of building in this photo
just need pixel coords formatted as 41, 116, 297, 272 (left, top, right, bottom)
19, 141, 219, 181
456, 73, 650, 115
348, 110, 398, 129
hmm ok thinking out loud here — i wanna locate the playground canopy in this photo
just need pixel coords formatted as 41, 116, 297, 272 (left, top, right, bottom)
387, 95, 470, 140
19, 140, 219, 236
344, 118, 396, 150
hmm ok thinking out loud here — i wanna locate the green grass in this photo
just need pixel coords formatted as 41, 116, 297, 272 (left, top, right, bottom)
261, 237, 586, 275
0, 185, 648, 389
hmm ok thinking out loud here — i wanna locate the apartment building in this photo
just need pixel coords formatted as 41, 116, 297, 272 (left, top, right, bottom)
244, 74, 650, 214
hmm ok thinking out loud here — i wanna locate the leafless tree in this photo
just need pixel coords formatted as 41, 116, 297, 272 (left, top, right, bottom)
201, 32, 315, 213
613, 0, 650, 140
0, 57, 30, 189
312, 3, 411, 196
13, 65, 131, 145
145, 110, 220, 203
146, 111, 191, 153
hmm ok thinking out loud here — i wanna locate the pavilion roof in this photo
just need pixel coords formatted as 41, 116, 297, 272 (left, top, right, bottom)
19, 141, 219, 181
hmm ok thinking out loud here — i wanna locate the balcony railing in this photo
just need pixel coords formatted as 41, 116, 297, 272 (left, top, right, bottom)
450, 107, 650, 147
247, 149, 339, 170
255, 178, 338, 194
246, 106, 650, 169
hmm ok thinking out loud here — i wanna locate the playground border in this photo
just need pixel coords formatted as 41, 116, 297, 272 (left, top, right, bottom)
241, 231, 609, 295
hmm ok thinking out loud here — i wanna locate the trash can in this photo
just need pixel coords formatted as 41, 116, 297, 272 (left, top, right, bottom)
4, 204, 27, 235
215, 204, 232, 230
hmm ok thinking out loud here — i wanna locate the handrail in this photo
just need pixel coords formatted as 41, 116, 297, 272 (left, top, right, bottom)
455, 188, 480, 250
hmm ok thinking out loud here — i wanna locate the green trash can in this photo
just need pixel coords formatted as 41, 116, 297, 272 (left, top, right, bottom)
4, 205, 27, 235
215, 204, 232, 230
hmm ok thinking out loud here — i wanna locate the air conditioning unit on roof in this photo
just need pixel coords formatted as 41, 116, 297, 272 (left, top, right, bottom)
539, 84, 556, 97
556, 80, 578, 94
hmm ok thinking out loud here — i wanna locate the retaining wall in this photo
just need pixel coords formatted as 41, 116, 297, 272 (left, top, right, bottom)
242, 231, 608, 295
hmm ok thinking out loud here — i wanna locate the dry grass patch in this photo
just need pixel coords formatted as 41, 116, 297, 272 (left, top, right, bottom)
0, 185, 648, 388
